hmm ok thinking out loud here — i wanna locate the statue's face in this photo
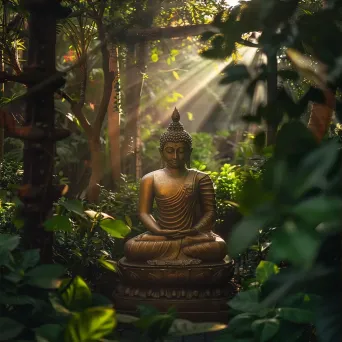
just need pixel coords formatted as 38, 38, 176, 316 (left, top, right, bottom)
160, 142, 191, 169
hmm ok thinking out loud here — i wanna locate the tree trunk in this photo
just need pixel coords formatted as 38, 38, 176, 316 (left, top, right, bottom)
0, 49, 4, 162
107, 44, 121, 185
20, 1, 69, 263
122, 42, 146, 179
266, 52, 278, 146
87, 137, 102, 202
306, 0, 335, 143
135, 41, 147, 180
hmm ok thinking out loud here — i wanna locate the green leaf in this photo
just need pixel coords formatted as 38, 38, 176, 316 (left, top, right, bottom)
91, 293, 112, 307
116, 314, 139, 324
151, 53, 159, 62
25, 264, 65, 288
0, 293, 37, 306
276, 308, 314, 324
99, 219, 131, 239
268, 223, 321, 269
0, 317, 25, 341
229, 215, 270, 256
21, 249, 40, 270
44, 215, 73, 232
252, 318, 280, 342
98, 258, 117, 272
168, 319, 227, 336
256, 261, 279, 285
35, 324, 63, 342
291, 196, 342, 226
228, 289, 260, 313
294, 140, 339, 197
220, 64, 250, 84
187, 112, 194, 121
172, 71, 180, 80
125, 215, 132, 227
61, 199, 85, 217
134, 314, 174, 340
228, 313, 256, 334
60, 276, 92, 311
64, 307, 116, 342
0, 234, 20, 252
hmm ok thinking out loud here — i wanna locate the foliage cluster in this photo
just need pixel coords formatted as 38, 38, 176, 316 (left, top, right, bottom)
199, 0, 342, 341
0, 233, 117, 342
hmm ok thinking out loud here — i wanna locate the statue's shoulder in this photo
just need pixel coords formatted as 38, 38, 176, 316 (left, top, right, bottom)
140, 171, 156, 184
141, 170, 164, 183
190, 169, 212, 182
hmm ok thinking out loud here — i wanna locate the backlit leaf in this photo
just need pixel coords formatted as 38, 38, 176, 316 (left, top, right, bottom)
100, 219, 131, 239
60, 276, 92, 311
64, 307, 116, 342
256, 261, 279, 285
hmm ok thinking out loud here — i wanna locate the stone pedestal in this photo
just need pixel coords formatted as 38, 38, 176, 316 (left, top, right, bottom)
113, 257, 236, 323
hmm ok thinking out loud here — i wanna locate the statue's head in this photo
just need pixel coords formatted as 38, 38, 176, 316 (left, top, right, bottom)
159, 108, 193, 169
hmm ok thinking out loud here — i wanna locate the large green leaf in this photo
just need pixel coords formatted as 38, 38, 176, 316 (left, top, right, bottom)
291, 196, 342, 226
21, 249, 40, 270
97, 258, 117, 272
251, 318, 280, 342
268, 223, 321, 269
276, 308, 314, 324
228, 289, 260, 313
60, 199, 85, 217
64, 307, 116, 342
44, 215, 73, 232
134, 313, 175, 341
228, 313, 256, 334
25, 264, 65, 289
293, 140, 339, 197
35, 324, 63, 342
256, 261, 279, 285
0, 293, 37, 306
60, 276, 92, 311
228, 215, 270, 256
0, 317, 25, 341
99, 219, 131, 239
0, 234, 20, 252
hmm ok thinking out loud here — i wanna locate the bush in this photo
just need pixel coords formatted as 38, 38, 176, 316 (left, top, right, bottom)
0, 233, 117, 342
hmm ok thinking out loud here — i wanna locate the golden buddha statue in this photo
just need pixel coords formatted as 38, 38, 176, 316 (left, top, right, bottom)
124, 108, 227, 266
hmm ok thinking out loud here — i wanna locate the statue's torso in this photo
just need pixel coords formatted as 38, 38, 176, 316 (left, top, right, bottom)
152, 169, 199, 231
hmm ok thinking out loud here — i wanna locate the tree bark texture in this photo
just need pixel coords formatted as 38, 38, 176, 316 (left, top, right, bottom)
122, 42, 146, 179
20, 1, 69, 263
107, 44, 121, 184
266, 52, 278, 146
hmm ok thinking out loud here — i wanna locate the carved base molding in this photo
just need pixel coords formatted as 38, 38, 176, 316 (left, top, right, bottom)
113, 257, 237, 322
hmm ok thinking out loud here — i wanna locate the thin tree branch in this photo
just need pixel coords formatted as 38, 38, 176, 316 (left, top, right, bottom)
92, 17, 114, 137
56, 89, 92, 137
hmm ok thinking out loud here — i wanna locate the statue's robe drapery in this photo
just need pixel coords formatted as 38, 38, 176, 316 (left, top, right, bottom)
124, 170, 227, 265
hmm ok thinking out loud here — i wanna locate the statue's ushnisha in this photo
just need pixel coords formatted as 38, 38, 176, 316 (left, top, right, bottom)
124, 108, 227, 265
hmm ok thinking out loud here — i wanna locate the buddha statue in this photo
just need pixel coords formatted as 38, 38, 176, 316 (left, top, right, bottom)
124, 108, 227, 266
